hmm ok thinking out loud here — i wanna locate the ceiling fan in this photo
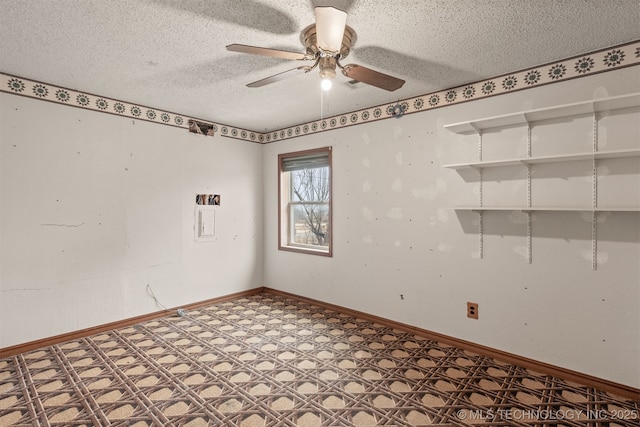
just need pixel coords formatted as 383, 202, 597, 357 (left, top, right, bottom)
226, 6, 405, 91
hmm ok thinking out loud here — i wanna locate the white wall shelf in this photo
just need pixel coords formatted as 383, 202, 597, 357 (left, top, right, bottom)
445, 93, 640, 269
443, 148, 640, 170
450, 206, 640, 212
444, 93, 640, 135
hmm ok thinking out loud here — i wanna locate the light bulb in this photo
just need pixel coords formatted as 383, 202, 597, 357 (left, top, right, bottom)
321, 78, 332, 91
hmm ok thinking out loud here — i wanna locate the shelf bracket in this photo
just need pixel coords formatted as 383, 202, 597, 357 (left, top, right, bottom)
591, 112, 598, 270
474, 210, 484, 260
527, 123, 532, 157
592, 111, 599, 153
592, 212, 597, 271
477, 169, 483, 260
477, 130, 483, 208
526, 124, 532, 209
592, 112, 599, 210
527, 212, 532, 264
526, 164, 532, 209
526, 124, 533, 264
526, 164, 532, 264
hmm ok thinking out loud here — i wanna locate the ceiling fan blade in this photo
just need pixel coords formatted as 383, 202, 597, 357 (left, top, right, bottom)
315, 6, 347, 52
227, 44, 307, 61
342, 64, 406, 91
247, 66, 311, 87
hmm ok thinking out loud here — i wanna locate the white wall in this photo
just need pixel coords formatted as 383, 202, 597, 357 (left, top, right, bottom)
0, 94, 264, 347
1, 66, 638, 388
263, 67, 640, 388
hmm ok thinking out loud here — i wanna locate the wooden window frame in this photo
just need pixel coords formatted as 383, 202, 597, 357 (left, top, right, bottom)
278, 147, 332, 257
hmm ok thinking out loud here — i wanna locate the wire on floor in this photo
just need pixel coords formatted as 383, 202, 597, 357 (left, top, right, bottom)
146, 284, 187, 317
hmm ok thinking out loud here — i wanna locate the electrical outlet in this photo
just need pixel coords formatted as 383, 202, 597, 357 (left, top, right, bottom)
467, 302, 479, 319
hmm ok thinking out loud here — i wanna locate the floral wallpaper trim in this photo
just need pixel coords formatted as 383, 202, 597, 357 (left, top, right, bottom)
0, 73, 260, 144
266, 40, 640, 143
1, 40, 638, 144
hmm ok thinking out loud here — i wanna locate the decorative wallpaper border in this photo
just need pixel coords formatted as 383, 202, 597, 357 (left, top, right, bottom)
1, 40, 638, 143
0, 73, 260, 143
266, 40, 640, 143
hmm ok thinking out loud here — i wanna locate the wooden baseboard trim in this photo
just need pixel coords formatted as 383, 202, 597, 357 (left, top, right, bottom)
3, 286, 637, 400
0, 286, 266, 359
263, 287, 640, 401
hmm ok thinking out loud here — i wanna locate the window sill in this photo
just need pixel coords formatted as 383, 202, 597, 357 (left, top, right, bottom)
279, 244, 332, 257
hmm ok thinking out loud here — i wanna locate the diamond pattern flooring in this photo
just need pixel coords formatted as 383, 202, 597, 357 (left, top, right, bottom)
0, 292, 638, 426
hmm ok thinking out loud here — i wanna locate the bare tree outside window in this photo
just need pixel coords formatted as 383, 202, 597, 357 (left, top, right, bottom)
290, 166, 330, 247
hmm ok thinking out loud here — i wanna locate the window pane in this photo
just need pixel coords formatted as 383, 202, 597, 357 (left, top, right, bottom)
290, 203, 329, 247
291, 167, 329, 202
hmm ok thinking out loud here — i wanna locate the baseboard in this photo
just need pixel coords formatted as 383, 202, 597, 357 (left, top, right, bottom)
263, 287, 640, 401
3, 285, 637, 401
0, 286, 266, 359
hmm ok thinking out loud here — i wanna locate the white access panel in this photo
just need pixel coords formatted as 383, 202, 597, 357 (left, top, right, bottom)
195, 205, 215, 242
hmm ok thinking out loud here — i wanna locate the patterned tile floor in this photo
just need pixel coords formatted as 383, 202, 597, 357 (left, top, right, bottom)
0, 292, 638, 426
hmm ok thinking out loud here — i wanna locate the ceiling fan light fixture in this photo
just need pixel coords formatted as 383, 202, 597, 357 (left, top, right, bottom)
319, 56, 337, 80
319, 57, 336, 91
315, 6, 347, 53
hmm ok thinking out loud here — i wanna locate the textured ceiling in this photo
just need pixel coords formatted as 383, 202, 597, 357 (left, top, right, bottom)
1, 0, 639, 132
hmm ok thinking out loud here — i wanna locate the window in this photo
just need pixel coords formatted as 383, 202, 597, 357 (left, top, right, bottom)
278, 147, 332, 256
